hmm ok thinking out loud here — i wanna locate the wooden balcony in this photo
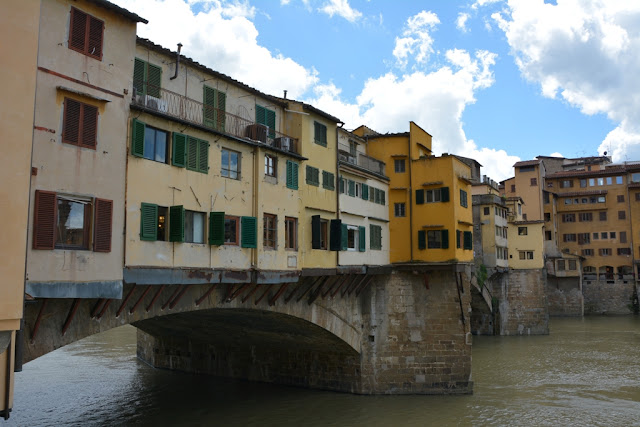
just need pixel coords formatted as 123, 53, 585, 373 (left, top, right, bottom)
132, 83, 299, 155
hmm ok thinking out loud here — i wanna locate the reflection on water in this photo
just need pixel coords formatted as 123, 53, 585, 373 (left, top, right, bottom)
7, 317, 640, 426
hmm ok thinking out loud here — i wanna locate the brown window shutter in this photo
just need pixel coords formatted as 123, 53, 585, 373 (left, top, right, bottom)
33, 190, 57, 250
93, 198, 113, 252
69, 8, 87, 52
63, 98, 81, 145
87, 16, 104, 60
81, 104, 98, 148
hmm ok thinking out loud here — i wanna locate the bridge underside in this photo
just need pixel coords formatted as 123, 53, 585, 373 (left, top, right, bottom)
135, 309, 362, 392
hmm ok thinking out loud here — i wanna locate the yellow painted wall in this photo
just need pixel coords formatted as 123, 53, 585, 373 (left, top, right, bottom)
513, 164, 544, 221
27, 0, 137, 284
508, 222, 544, 269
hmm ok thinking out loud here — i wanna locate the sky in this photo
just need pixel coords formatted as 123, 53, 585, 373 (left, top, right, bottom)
112, 0, 640, 181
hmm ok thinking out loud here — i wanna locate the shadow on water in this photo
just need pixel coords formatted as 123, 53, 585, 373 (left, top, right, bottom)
7, 316, 640, 426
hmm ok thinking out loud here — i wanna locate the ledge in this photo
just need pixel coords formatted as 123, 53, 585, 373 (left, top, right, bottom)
26, 280, 123, 299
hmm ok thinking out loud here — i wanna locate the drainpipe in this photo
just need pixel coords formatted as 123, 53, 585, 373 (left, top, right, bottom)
336, 125, 341, 267
170, 43, 182, 80
252, 147, 258, 269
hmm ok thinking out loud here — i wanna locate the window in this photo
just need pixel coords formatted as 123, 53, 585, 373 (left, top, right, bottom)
354, 183, 361, 198
518, 227, 528, 236
617, 195, 625, 203
425, 187, 450, 203
133, 58, 162, 98
580, 179, 587, 188
599, 248, 611, 256
578, 233, 590, 245
579, 212, 593, 222
221, 148, 239, 179
314, 121, 327, 146
610, 231, 616, 239
601, 232, 608, 239
285, 217, 297, 250
563, 234, 576, 242
618, 211, 626, 220
463, 231, 472, 250
589, 178, 595, 186
496, 226, 501, 237
263, 213, 277, 249
265, 154, 276, 177
183, 136, 208, 173
394, 159, 406, 173
339, 177, 346, 194
545, 230, 552, 240
349, 141, 357, 156
69, 7, 103, 60
224, 216, 239, 245
370, 224, 382, 250
286, 161, 299, 190
561, 180, 573, 188
530, 178, 537, 186
347, 226, 357, 251
322, 171, 335, 190
311, 216, 328, 250
636, 193, 640, 201
203, 86, 226, 131
562, 214, 576, 223
131, 120, 168, 163
33, 190, 112, 252
557, 260, 565, 271
427, 230, 449, 249
632, 173, 640, 183
394, 203, 406, 217
620, 231, 627, 243
569, 260, 577, 270
256, 105, 276, 138
306, 165, 320, 186
618, 247, 631, 255
460, 190, 468, 208
606, 177, 613, 185
617, 176, 624, 184
484, 207, 490, 215
600, 212, 607, 221
581, 249, 594, 256
543, 192, 550, 204
63, 98, 98, 149
544, 212, 551, 221
597, 178, 604, 186
510, 184, 516, 193
518, 251, 534, 260
361, 183, 369, 200
184, 211, 205, 244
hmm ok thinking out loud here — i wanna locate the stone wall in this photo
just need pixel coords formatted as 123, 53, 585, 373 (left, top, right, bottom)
546, 276, 583, 316
494, 269, 549, 335
583, 280, 635, 315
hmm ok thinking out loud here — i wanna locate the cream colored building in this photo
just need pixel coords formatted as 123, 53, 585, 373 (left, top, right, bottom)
0, 0, 41, 418
26, 0, 146, 300
337, 128, 390, 266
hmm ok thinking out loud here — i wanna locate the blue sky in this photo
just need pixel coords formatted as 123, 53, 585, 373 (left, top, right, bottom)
114, 0, 640, 181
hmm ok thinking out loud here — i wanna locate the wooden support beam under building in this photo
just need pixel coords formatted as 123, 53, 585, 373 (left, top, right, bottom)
146, 285, 165, 312
61, 299, 80, 336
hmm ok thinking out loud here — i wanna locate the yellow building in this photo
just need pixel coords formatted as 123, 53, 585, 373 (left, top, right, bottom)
472, 193, 509, 269
337, 128, 390, 266
125, 39, 305, 283
357, 122, 474, 264
0, 0, 41, 418
629, 165, 640, 279
26, 0, 145, 300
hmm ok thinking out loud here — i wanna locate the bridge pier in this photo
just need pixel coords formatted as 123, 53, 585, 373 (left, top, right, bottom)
135, 265, 473, 395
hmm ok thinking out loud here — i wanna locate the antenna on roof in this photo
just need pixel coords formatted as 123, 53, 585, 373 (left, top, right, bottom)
283, 90, 287, 99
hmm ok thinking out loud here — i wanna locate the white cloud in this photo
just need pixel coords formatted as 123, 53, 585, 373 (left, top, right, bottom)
549, 152, 564, 158
457, 12, 470, 32
472, 0, 503, 10
494, 0, 640, 163
393, 11, 440, 69
112, 0, 318, 98
318, 0, 362, 22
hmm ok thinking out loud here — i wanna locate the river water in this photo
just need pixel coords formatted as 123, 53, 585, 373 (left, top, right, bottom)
6, 317, 640, 426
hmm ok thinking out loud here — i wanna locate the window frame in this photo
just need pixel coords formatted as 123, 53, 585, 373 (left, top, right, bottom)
263, 213, 277, 249
394, 202, 406, 217
69, 7, 104, 60
265, 154, 277, 178
221, 148, 240, 179
394, 159, 406, 173
63, 97, 98, 149
184, 210, 206, 244
284, 217, 298, 250
224, 215, 239, 245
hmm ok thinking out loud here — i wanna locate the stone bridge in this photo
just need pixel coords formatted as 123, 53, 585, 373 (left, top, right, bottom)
22, 264, 474, 395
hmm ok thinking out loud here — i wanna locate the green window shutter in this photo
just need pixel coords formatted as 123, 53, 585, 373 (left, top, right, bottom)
348, 180, 355, 196
328, 172, 335, 190
339, 177, 345, 193
381, 190, 386, 206
147, 63, 162, 98
256, 105, 266, 125
329, 219, 342, 251
208, 211, 225, 245
456, 230, 461, 248
169, 205, 184, 242
358, 226, 366, 252
172, 133, 186, 167
370, 225, 382, 250
361, 183, 369, 200
266, 109, 276, 138
341, 224, 348, 250
186, 136, 198, 171
286, 160, 298, 190
131, 118, 145, 157
311, 215, 321, 249
217, 91, 226, 132
464, 231, 473, 250
241, 216, 257, 248
418, 230, 426, 250
416, 189, 424, 205
133, 58, 145, 96
306, 165, 317, 186
203, 85, 216, 128
198, 139, 209, 173
441, 230, 449, 249
140, 203, 158, 241
441, 187, 450, 202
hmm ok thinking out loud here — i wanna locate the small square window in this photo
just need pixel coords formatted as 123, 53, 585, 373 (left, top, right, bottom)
224, 216, 239, 245
222, 149, 240, 179
394, 159, 406, 173
265, 154, 276, 177
184, 210, 205, 244
394, 203, 406, 217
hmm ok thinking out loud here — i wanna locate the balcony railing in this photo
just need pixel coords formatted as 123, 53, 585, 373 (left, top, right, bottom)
338, 143, 386, 176
132, 83, 299, 155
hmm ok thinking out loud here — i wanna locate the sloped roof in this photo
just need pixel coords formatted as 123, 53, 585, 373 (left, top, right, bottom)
88, 0, 147, 23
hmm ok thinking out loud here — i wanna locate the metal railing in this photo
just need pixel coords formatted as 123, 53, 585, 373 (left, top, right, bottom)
338, 143, 386, 176
132, 83, 299, 155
